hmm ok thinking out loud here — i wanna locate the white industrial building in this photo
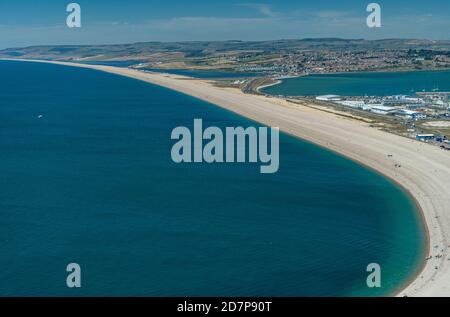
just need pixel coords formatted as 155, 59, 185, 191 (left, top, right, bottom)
370, 105, 397, 115
336, 100, 365, 109
316, 95, 342, 101
395, 109, 427, 120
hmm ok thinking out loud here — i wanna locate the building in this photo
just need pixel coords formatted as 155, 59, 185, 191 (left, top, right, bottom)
364, 103, 383, 111
413, 112, 427, 120
406, 104, 425, 110
383, 95, 410, 105
370, 105, 397, 115
404, 97, 424, 104
337, 100, 365, 109
395, 109, 427, 120
316, 95, 342, 101
433, 99, 449, 109
416, 134, 435, 141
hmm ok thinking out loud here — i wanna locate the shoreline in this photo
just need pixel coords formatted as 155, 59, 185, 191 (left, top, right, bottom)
275, 125, 430, 297
267, 124, 430, 297
395, 186, 430, 296
2, 58, 449, 297
255, 80, 282, 93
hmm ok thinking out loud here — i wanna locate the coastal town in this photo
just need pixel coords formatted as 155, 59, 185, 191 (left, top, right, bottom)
262, 49, 450, 75
3, 39, 450, 75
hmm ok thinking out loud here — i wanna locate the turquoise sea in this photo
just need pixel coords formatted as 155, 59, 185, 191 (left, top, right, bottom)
262, 70, 450, 96
0, 60, 425, 296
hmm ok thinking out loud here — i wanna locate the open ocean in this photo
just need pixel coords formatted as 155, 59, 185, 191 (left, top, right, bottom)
262, 70, 450, 96
0, 60, 425, 296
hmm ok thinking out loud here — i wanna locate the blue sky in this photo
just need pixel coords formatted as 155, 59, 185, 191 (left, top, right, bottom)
0, 0, 449, 48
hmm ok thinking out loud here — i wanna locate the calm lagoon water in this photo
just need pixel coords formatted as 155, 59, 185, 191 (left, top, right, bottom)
0, 60, 425, 296
262, 70, 450, 96
143, 68, 259, 79
78, 60, 142, 67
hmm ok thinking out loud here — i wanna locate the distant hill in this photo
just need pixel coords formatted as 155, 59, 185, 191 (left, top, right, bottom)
1, 38, 450, 62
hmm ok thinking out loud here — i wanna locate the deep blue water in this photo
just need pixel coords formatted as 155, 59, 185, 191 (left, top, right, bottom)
262, 70, 450, 96
0, 60, 425, 296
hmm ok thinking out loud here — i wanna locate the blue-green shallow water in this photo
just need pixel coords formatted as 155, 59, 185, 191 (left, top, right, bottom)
0, 60, 425, 296
262, 70, 450, 96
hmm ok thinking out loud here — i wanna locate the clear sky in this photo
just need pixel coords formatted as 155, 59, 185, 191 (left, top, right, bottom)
0, 0, 449, 48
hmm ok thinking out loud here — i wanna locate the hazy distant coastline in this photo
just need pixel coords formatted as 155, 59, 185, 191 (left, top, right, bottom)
2, 38, 450, 77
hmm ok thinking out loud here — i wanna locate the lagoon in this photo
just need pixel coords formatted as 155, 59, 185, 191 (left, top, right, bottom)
262, 70, 450, 96
143, 68, 259, 79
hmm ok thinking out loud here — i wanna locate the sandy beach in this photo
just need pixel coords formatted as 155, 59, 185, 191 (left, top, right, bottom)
3, 58, 450, 297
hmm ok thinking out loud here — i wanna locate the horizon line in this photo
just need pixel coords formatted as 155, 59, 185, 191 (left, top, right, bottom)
2, 37, 450, 51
